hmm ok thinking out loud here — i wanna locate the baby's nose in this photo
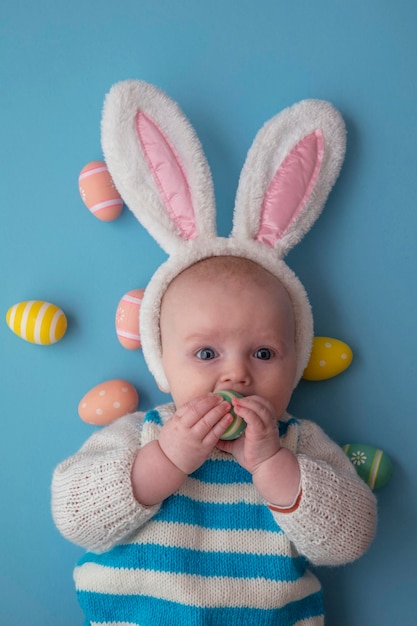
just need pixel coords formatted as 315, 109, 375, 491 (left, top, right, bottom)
220, 358, 251, 385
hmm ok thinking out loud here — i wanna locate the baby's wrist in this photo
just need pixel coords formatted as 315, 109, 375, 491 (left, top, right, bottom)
253, 447, 301, 509
157, 441, 188, 477
267, 488, 302, 514
131, 440, 187, 506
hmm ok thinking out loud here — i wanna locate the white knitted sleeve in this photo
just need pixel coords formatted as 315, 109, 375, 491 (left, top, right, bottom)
51, 413, 161, 553
271, 419, 377, 566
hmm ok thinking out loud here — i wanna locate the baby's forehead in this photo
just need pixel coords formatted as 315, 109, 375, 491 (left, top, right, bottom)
161, 256, 294, 320
167, 256, 282, 292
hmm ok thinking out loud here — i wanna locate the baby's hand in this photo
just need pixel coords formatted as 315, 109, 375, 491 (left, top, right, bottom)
159, 394, 233, 475
216, 395, 280, 474
217, 395, 301, 507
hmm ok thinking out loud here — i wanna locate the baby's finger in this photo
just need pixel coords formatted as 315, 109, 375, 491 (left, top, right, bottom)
176, 394, 228, 427
191, 401, 233, 439
232, 395, 275, 427
201, 412, 235, 447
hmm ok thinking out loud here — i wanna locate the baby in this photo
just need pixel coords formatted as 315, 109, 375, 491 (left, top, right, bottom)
52, 256, 376, 625
52, 80, 377, 625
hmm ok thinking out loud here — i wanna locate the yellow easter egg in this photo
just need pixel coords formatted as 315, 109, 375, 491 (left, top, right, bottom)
6, 301, 67, 345
302, 337, 353, 381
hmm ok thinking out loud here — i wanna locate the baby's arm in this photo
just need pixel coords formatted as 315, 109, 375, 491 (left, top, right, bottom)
52, 413, 159, 552
269, 419, 377, 566
132, 394, 232, 505
52, 395, 232, 552
217, 397, 376, 566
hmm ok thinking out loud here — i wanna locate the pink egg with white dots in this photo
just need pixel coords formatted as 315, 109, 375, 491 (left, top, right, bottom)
115, 289, 144, 350
78, 379, 139, 425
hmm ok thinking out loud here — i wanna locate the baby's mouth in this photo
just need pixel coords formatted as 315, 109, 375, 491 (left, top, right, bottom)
214, 389, 245, 399
215, 387, 247, 396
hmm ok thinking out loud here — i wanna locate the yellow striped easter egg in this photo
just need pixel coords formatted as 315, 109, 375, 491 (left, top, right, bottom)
302, 337, 353, 381
6, 301, 67, 345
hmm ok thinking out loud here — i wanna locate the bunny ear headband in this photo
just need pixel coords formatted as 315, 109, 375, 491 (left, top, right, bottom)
101, 80, 346, 392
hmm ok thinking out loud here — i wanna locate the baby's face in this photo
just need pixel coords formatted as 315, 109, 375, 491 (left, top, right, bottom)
160, 263, 297, 419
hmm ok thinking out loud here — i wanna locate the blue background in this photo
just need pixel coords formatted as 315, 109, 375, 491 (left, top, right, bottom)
1, 1, 416, 624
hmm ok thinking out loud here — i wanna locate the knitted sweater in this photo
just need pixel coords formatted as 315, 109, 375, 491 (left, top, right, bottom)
52, 404, 377, 626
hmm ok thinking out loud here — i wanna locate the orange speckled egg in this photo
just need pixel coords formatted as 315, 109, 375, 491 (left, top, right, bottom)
303, 337, 353, 381
115, 289, 144, 350
78, 379, 139, 425
79, 160, 123, 221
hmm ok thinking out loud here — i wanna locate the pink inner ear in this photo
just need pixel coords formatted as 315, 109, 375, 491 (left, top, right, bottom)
256, 130, 324, 247
136, 111, 197, 240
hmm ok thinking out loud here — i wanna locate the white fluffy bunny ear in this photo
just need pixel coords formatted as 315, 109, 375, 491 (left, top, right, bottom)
232, 99, 346, 256
101, 80, 217, 255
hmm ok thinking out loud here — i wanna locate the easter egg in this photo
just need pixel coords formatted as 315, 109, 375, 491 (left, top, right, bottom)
342, 443, 393, 489
115, 289, 145, 350
214, 390, 246, 440
6, 300, 67, 345
78, 379, 139, 425
79, 160, 123, 221
302, 337, 353, 381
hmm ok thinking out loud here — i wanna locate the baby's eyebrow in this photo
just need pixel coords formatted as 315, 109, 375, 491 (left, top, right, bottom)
183, 331, 229, 349
184, 333, 217, 344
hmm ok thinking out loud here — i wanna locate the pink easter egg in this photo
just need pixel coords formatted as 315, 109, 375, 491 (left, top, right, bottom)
78, 379, 139, 425
78, 160, 123, 221
115, 289, 144, 350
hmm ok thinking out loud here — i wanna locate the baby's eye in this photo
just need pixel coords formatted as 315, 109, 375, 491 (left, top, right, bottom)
254, 347, 274, 360
195, 347, 217, 360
